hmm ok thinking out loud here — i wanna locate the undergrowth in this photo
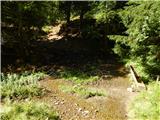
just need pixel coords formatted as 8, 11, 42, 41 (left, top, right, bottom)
60, 84, 106, 98
56, 67, 99, 84
0, 72, 60, 120
0, 100, 59, 120
128, 82, 160, 120
1, 72, 47, 99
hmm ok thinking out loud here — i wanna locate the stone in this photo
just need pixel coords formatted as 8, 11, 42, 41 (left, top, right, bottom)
78, 108, 82, 112
127, 87, 133, 92
55, 102, 59, 105
82, 110, 89, 116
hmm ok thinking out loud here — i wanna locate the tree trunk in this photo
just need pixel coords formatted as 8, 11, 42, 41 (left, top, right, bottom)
18, 3, 25, 58
66, 2, 71, 25
80, 9, 84, 29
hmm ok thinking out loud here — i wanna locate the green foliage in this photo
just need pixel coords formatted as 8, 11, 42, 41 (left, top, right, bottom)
2, 1, 62, 58
2, 1, 159, 82
2, 1, 60, 29
42, 26, 53, 33
93, 1, 118, 24
1, 72, 46, 99
91, 2, 125, 35
60, 84, 106, 98
56, 68, 99, 84
108, 35, 130, 59
111, 1, 160, 81
0, 100, 59, 120
81, 25, 100, 40
0, 72, 59, 120
129, 82, 160, 120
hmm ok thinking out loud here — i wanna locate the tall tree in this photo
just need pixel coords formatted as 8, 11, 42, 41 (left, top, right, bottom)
111, 1, 160, 81
59, 1, 72, 25
72, 1, 91, 28
2, 1, 53, 59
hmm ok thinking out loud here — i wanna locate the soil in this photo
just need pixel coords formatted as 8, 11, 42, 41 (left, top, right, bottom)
38, 24, 137, 120
2, 23, 137, 120
39, 67, 137, 120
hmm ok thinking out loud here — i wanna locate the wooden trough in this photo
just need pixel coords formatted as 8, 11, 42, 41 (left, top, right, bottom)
129, 65, 147, 92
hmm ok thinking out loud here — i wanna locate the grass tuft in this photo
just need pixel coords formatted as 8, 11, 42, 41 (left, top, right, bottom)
60, 84, 106, 98
57, 68, 99, 84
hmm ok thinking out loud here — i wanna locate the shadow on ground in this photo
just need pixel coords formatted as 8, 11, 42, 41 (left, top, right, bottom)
2, 20, 128, 79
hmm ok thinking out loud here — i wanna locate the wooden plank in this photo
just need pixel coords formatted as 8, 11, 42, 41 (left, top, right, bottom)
130, 66, 138, 85
129, 65, 147, 90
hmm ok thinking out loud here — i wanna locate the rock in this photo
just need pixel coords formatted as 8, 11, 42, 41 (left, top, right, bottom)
84, 110, 89, 113
25, 98, 30, 102
94, 110, 99, 113
127, 87, 133, 92
82, 110, 89, 116
78, 108, 82, 112
61, 101, 64, 104
61, 111, 66, 115
75, 103, 78, 106
55, 102, 59, 105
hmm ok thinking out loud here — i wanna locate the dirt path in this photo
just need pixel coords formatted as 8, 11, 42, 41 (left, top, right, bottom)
36, 25, 136, 120
40, 78, 103, 120
39, 74, 136, 120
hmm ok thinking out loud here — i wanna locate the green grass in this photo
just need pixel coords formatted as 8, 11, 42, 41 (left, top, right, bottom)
128, 82, 160, 120
1, 72, 47, 99
0, 72, 60, 120
57, 67, 99, 84
0, 100, 59, 120
60, 84, 106, 98
56, 66, 105, 98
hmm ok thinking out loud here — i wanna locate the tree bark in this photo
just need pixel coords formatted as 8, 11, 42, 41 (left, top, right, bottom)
80, 9, 84, 29
66, 2, 71, 25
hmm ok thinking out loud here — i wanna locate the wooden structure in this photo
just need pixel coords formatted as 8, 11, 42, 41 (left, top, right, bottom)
129, 65, 147, 91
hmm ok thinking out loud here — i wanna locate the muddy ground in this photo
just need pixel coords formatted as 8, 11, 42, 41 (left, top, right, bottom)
39, 65, 136, 120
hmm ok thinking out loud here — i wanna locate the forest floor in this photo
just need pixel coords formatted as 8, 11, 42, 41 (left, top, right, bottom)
38, 65, 136, 120
35, 24, 137, 120
2, 24, 137, 120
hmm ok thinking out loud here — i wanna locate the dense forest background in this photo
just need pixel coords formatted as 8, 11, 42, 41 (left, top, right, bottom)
1, 1, 160, 82
1, 1, 160, 120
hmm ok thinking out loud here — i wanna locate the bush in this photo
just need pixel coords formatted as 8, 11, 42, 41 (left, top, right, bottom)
0, 100, 59, 120
1, 72, 47, 99
128, 82, 160, 120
